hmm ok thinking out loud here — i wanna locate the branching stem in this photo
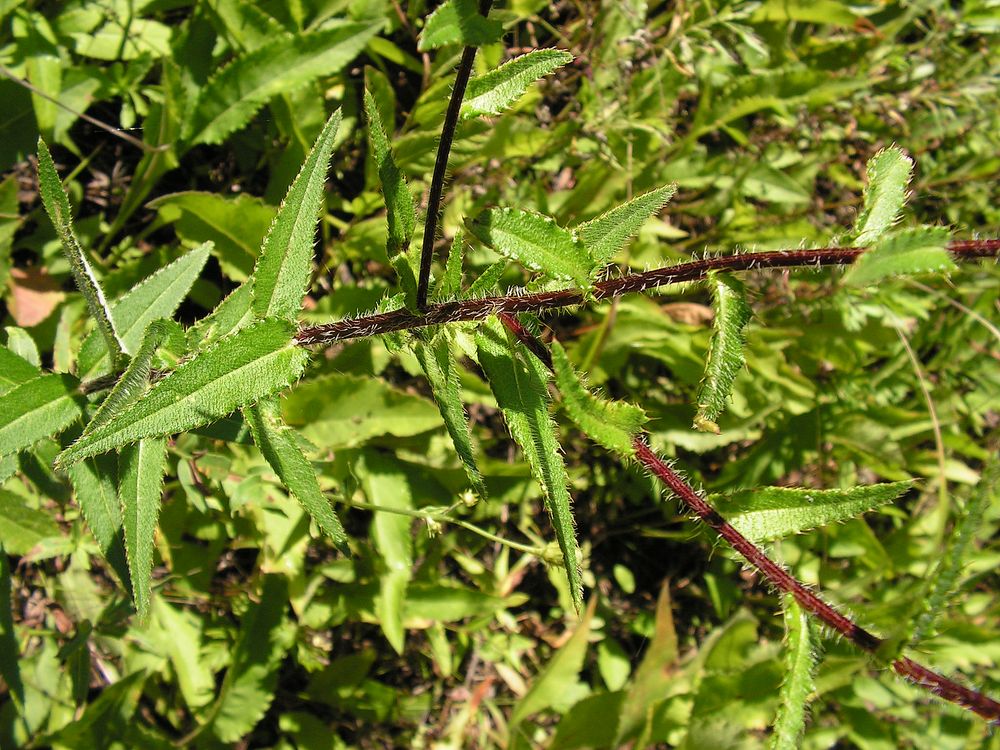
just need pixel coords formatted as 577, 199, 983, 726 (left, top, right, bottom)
416, 0, 495, 311
300, 239, 1000, 347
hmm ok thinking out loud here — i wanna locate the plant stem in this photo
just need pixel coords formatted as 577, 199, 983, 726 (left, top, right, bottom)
495, 310, 1000, 722
415, 0, 495, 311
298, 239, 1000, 347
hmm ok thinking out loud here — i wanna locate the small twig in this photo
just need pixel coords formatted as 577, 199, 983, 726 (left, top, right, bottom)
298, 239, 1000, 347
416, 0, 495, 311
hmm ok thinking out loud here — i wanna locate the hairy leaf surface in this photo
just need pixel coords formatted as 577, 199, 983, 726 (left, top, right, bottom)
186, 282, 255, 351
476, 318, 583, 611
462, 49, 574, 119
120, 437, 166, 623
844, 226, 956, 287
694, 273, 752, 434
415, 331, 487, 499
578, 184, 677, 265
37, 138, 125, 368
252, 109, 341, 322
59, 319, 308, 467
551, 341, 646, 457
245, 397, 349, 553
418, 0, 503, 51
468, 208, 594, 289
67, 456, 130, 587
78, 243, 210, 380
770, 597, 817, 750
364, 91, 414, 258
0, 344, 41, 394
852, 146, 913, 247
184, 24, 376, 146
713, 482, 912, 543
0, 373, 82, 458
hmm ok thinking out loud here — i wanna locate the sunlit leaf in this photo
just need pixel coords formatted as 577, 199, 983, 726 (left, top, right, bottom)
0, 344, 41, 395
844, 226, 956, 287
462, 49, 573, 119
0, 373, 82, 458
852, 146, 913, 247
418, 0, 503, 51
364, 91, 415, 258
252, 109, 341, 322
578, 184, 676, 265
769, 596, 817, 750
120, 437, 166, 623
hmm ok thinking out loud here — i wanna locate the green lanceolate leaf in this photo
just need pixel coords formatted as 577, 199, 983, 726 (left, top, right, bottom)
476, 318, 583, 612
578, 184, 677, 265
415, 331, 487, 499
418, 0, 503, 51
37, 138, 126, 368
0, 545, 24, 712
0, 344, 41, 394
437, 231, 466, 300
551, 340, 646, 458
462, 49, 574, 119
244, 397, 349, 553
87, 320, 185, 434
694, 273, 752, 434
187, 282, 255, 351
77, 243, 211, 380
120, 437, 166, 623
467, 208, 594, 290
58, 319, 309, 467
209, 575, 293, 742
852, 146, 913, 247
364, 90, 415, 258
67, 455, 130, 588
184, 24, 377, 146
466, 259, 506, 298
252, 109, 341, 322
712, 481, 912, 543
0, 373, 82, 458
843, 226, 956, 287
769, 596, 817, 750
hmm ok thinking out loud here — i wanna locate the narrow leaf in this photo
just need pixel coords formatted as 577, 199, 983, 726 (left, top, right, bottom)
712, 481, 912, 543
843, 226, 956, 287
0, 490, 62, 555
467, 208, 594, 289
418, 0, 503, 51
462, 49, 574, 119
852, 146, 913, 247
245, 397, 349, 553
58, 319, 309, 467
0, 545, 24, 712
186, 281, 255, 352
67, 456, 130, 588
415, 331, 488, 499
476, 318, 583, 612
769, 596, 817, 750
184, 23, 378, 146
693, 273, 752, 434
0, 373, 82, 458
364, 91, 415, 258
77, 243, 211, 380
551, 340, 646, 458
252, 109, 341, 322
0, 344, 41, 395
578, 184, 677, 265
466, 259, 506, 298
120, 437, 166, 622
37, 138, 126, 367
436, 231, 465, 300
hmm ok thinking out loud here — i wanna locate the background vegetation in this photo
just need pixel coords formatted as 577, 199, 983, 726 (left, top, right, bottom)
1, 0, 999, 748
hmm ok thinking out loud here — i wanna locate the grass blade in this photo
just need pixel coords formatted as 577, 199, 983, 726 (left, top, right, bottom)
462, 49, 574, 119
252, 109, 341, 322
476, 318, 583, 612
244, 397, 349, 554
58, 319, 309, 467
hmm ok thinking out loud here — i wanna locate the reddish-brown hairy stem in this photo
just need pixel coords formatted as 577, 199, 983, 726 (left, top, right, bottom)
298, 239, 1000, 347
494, 311, 1000, 721
633, 437, 1000, 722
416, 0, 495, 311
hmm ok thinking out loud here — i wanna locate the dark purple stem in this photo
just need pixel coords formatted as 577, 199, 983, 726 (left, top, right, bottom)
298, 239, 1000, 346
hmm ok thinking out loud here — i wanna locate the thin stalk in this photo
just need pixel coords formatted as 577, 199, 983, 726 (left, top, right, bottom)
495, 311, 1000, 722
415, 0, 495, 311
298, 239, 1000, 347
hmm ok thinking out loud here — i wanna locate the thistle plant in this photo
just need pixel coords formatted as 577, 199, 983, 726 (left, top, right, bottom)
1, 0, 999, 746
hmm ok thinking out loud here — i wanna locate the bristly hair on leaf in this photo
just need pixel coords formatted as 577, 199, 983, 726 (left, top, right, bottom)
461, 49, 574, 119
852, 145, 913, 247
578, 183, 677, 266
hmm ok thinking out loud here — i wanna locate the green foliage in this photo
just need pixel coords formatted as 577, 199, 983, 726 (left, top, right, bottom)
477, 319, 583, 612
418, 0, 503, 51
468, 207, 595, 289
769, 597, 817, 750
252, 109, 341, 322
693, 273, 752, 434
852, 146, 914, 247
462, 49, 574, 119
0, 546, 23, 713
844, 226, 957, 287
364, 90, 415, 258
119, 437, 167, 622
712, 482, 912, 543
0, 373, 82, 458
578, 184, 677, 265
